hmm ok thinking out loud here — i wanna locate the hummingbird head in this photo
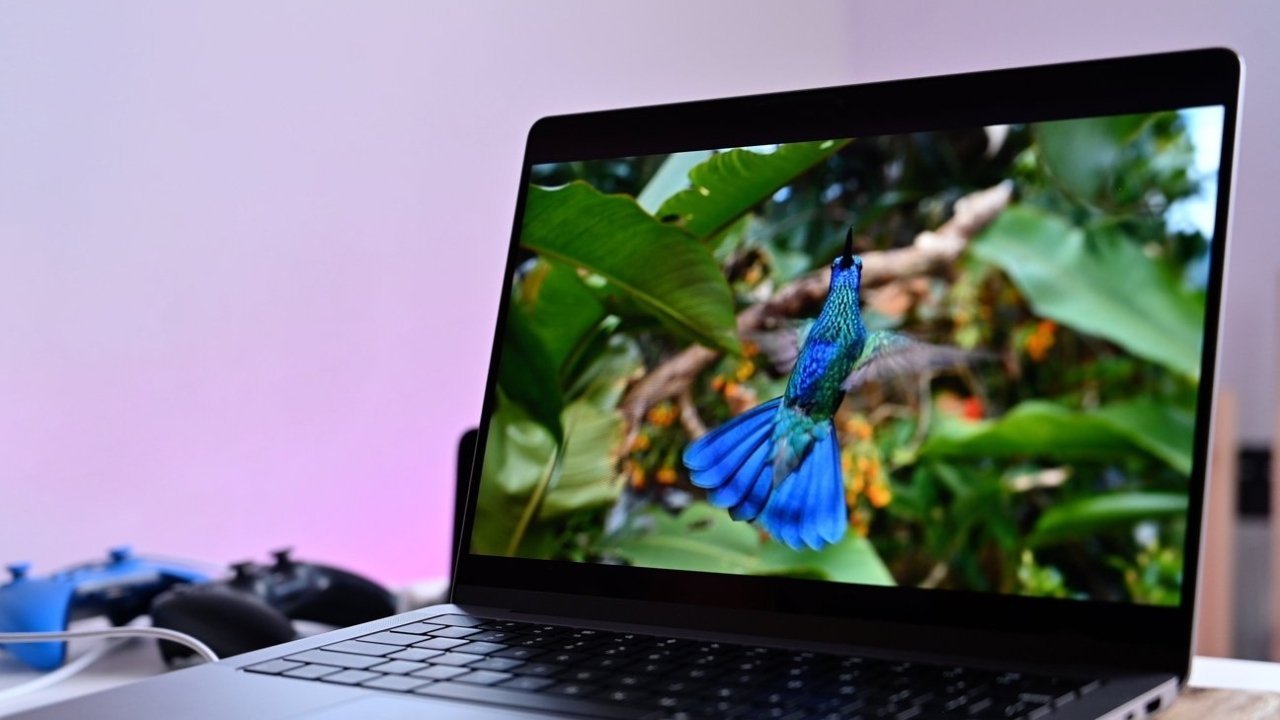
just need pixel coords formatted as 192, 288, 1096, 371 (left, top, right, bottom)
829, 227, 862, 292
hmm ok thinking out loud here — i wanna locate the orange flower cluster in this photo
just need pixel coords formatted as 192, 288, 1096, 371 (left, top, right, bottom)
1026, 319, 1057, 362
839, 413, 893, 536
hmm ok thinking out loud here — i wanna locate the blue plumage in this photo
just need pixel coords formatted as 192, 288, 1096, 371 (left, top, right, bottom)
684, 232, 874, 551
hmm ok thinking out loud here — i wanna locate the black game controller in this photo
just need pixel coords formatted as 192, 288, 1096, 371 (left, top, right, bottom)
149, 549, 396, 662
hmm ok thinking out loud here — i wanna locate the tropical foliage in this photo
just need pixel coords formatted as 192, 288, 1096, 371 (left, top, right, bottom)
474, 110, 1219, 605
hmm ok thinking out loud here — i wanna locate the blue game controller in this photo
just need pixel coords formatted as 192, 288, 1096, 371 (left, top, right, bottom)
0, 546, 209, 670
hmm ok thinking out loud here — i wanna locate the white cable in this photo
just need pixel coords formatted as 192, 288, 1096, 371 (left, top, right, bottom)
0, 627, 218, 663
0, 640, 118, 706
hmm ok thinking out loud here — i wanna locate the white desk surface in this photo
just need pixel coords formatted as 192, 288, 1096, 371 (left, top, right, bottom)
1, 605, 1276, 717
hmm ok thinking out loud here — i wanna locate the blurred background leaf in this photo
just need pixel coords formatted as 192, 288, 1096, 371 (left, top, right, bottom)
1035, 114, 1149, 204
518, 260, 606, 378
1029, 492, 1188, 547
498, 304, 564, 442
603, 502, 892, 584
539, 400, 624, 520
971, 206, 1204, 378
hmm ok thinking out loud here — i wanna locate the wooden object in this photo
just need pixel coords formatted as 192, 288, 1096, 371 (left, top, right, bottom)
1198, 390, 1238, 657
1164, 688, 1280, 719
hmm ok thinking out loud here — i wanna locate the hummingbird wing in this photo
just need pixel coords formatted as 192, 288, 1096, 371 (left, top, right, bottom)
840, 330, 977, 393
743, 319, 813, 377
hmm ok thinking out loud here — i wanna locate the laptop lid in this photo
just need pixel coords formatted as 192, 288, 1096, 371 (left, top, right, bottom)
453, 48, 1242, 680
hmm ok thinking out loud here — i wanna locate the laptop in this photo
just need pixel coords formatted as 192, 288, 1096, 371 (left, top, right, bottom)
14, 47, 1241, 719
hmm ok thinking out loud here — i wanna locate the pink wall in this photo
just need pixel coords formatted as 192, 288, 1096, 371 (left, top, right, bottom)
2, 1, 1277, 587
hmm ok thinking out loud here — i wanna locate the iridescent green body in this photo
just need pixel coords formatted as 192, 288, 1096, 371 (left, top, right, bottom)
773, 258, 865, 477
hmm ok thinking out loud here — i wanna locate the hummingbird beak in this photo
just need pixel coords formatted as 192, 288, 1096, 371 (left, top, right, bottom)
842, 228, 854, 269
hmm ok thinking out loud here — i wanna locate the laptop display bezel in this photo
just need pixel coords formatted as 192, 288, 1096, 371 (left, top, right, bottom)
452, 48, 1241, 679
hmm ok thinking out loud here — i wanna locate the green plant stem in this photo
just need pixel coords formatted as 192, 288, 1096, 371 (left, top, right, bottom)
506, 450, 560, 557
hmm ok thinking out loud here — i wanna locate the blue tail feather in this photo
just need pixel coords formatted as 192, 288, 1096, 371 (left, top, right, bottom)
685, 398, 781, 522
684, 397, 848, 549
684, 398, 780, 472
760, 427, 847, 550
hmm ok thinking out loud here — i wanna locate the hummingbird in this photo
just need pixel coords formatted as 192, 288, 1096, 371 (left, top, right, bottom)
684, 229, 951, 550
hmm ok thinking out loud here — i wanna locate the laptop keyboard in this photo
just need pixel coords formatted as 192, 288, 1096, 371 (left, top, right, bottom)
243, 613, 1103, 719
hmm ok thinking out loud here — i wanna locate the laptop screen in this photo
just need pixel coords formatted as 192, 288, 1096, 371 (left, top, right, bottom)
471, 105, 1225, 609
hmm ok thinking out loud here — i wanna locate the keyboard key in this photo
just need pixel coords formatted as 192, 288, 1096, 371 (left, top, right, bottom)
412, 665, 471, 680
515, 662, 563, 677
550, 682, 598, 697
470, 657, 526, 672
388, 648, 443, 662
470, 630, 516, 643
499, 676, 556, 692
285, 650, 385, 670
430, 652, 485, 667
595, 688, 652, 704
430, 626, 481, 639
282, 664, 340, 680
415, 637, 468, 651
245, 659, 303, 675
361, 675, 431, 693
455, 670, 515, 685
391, 621, 445, 635
424, 614, 484, 627
358, 631, 424, 647
454, 641, 508, 656
323, 640, 400, 656
493, 646, 544, 661
320, 669, 382, 685
369, 659, 430, 675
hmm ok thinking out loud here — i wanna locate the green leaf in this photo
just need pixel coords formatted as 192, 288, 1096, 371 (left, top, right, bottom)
523, 183, 741, 355
921, 401, 1132, 462
1035, 114, 1149, 203
1029, 492, 1188, 547
471, 397, 557, 556
519, 260, 606, 375
636, 150, 713, 213
498, 303, 564, 441
757, 536, 894, 585
539, 401, 624, 519
471, 396, 626, 557
1093, 400, 1195, 475
602, 503, 893, 585
971, 206, 1204, 377
920, 399, 1192, 474
657, 140, 850, 239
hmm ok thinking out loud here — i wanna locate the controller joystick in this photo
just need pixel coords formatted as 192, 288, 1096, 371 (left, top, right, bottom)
150, 551, 395, 663
0, 548, 210, 670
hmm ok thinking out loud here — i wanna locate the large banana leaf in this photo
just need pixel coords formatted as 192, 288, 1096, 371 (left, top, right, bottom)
498, 303, 564, 442
971, 206, 1204, 378
472, 397, 626, 557
920, 399, 1193, 474
538, 401, 624, 519
603, 502, 893, 585
471, 397, 557, 557
519, 259, 606, 376
656, 140, 850, 240
636, 150, 713, 213
1028, 492, 1188, 547
523, 183, 740, 355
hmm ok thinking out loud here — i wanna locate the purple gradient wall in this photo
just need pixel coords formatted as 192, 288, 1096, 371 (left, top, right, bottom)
2, 1, 1277, 587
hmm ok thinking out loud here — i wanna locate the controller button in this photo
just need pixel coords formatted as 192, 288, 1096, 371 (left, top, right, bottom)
232, 562, 258, 582
6, 562, 31, 581
108, 546, 133, 563
271, 548, 295, 569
